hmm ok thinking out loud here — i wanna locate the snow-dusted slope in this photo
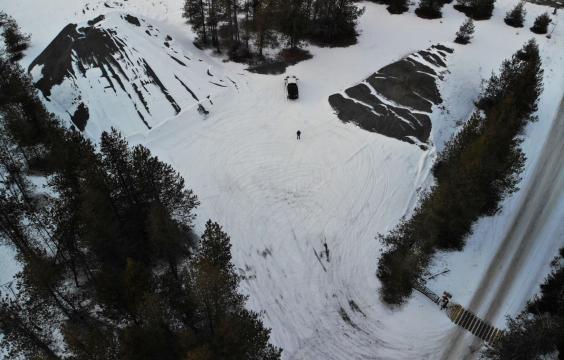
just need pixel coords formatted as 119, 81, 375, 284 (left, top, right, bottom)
1, 0, 189, 69
28, 13, 236, 138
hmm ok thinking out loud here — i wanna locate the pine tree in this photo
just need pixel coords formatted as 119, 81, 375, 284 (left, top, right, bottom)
308, 0, 364, 46
504, 1, 526, 28
455, 17, 475, 44
454, 0, 495, 20
192, 221, 282, 359
473, 0, 496, 19
183, 0, 208, 44
0, 50, 281, 358
182, 0, 366, 57
530, 12, 551, 34
482, 248, 564, 359
0, 296, 62, 359
453, 0, 469, 13
0, 12, 30, 62
415, 0, 444, 19
0, 17, 283, 360
253, 0, 277, 56
483, 313, 559, 359
277, 0, 309, 48
0, 56, 52, 148
387, 0, 409, 14
219, 0, 241, 46
527, 248, 564, 316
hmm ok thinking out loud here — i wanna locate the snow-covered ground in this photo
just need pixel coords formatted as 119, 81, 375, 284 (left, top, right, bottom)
1, 0, 564, 358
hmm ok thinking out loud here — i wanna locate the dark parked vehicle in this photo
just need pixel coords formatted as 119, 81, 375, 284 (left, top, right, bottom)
285, 75, 299, 100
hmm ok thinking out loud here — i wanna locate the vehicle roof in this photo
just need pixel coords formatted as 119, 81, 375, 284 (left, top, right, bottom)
285, 76, 298, 84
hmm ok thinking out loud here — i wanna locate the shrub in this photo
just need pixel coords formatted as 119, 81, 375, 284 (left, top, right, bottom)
454, 0, 496, 20
415, 0, 444, 19
387, 0, 409, 14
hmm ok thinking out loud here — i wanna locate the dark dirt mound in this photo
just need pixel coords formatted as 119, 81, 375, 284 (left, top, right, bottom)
88, 15, 105, 26
277, 48, 313, 65
246, 60, 287, 75
124, 14, 141, 26
329, 44, 453, 148
29, 23, 131, 98
29, 16, 182, 130
70, 103, 89, 131
247, 48, 313, 75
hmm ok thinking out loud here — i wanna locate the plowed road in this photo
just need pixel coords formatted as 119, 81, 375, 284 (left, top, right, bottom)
442, 95, 564, 359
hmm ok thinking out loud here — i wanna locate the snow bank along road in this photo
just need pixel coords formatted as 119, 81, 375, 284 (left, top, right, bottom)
441, 95, 564, 359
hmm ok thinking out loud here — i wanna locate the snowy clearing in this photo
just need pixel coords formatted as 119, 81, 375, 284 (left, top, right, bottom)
1, 0, 564, 358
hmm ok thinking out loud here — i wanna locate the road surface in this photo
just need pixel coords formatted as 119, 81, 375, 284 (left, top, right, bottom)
441, 95, 564, 359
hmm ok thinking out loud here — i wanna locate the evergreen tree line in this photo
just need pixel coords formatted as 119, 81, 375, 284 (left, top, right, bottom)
385, 0, 550, 33
183, 0, 364, 58
376, 40, 543, 305
0, 30, 281, 359
483, 248, 564, 359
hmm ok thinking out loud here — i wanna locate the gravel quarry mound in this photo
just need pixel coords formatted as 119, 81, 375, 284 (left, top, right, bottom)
28, 13, 236, 137
329, 45, 453, 148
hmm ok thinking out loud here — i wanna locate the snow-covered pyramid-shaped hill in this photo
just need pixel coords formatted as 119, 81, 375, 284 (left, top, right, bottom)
329, 44, 453, 149
29, 13, 236, 138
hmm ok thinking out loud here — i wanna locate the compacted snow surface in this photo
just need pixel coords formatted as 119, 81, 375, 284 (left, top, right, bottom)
1, 0, 564, 358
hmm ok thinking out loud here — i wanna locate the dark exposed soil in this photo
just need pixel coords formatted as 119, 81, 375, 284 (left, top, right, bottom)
87, 15, 105, 26
329, 44, 453, 147
124, 14, 141, 27
70, 102, 89, 131
29, 24, 134, 98
142, 59, 181, 114
247, 48, 313, 75
174, 75, 199, 101
246, 59, 288, 75
277, 47, 313, 66
169, 54, 187, 66
29, 16, 183, 129
306, 32, 358, 48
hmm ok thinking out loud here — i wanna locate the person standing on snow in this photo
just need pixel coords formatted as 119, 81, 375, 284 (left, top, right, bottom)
297, 130, 301, 140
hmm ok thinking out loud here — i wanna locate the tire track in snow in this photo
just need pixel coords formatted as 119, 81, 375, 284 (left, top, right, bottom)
139, 65, 444, 359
